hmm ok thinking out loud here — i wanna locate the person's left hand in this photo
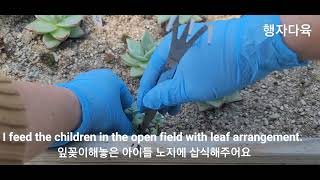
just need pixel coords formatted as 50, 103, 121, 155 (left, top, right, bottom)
51, 69, 134, 147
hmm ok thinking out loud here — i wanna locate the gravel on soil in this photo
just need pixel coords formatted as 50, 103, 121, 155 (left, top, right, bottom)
0, 15, 319, 137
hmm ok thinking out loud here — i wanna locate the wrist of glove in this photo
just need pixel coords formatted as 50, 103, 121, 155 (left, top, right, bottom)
234, 15, 308, 88
49, 69, 133, 148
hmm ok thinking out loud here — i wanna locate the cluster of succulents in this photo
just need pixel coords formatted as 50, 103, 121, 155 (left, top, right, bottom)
157, 15, 203, 24
197, 91, 242, 111
121, 31, 158, 77
125, 102, 165, 135
121, 24, 242, 114
25, 15, 85, 49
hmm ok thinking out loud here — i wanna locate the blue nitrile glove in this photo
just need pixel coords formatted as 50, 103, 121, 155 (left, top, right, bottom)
50, 69, 134, 147
137, 15, 308, 112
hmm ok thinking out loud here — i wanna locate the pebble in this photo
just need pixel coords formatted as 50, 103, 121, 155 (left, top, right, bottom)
269, 113, 280, 120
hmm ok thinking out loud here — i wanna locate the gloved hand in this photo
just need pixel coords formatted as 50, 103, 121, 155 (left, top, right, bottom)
51, 69, 134, 147
137, 15, 308, 112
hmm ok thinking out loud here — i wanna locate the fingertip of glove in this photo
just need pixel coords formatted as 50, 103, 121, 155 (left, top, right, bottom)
143, 92, 160, 110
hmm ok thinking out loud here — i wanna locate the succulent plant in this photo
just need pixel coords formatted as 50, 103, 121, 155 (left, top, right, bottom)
121, 31, 158, 77
25, 15, 85, 49
125, 102, 165, 135
197, 91, 242, 111
157, 15, 203, 25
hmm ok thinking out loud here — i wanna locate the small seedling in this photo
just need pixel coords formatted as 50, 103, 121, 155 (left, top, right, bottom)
125, 102, 165, 135
25, 15, 85, 49
157, 15, 203, 25
197, 91, 242, 111
121, 31, 158, 77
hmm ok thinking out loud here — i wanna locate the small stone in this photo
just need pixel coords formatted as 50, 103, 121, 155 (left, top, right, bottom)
104, 53, 114, 63
300, 99, 306, 106
273, 99, 281, 107
269, 113, 280, 120
21, 30, 36, 44
263, 119, 269, 126
280, 106, 284, 110
16, 33, 22, 39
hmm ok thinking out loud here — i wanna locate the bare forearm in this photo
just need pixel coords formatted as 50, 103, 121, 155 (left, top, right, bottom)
280, 15, 320, 60
14, 81, 81, 162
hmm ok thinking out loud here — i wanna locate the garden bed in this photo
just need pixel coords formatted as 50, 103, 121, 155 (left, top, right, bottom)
1, 15, 320, 137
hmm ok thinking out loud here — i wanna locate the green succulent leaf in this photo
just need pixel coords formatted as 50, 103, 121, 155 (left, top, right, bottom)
57, 15, 83, 27
69, 26, 85, 38
197, 91, 242, 111
138, 62, 148, 69
56, 15, 68, 21
157, 15, 203, 25
179, 15, 193, 24
192, 15, 203, 22
121, 54, 140, 67
141, 31, 155, 52
130, 67, 144, 77
205, 98, 225, 108
125, 102, 166, 135
123, 31, 158, 77
42, 34, 62, 49
35, 15, 56, 23
150, 128, 157, 135
129, 53, 149, 62
154, 113, 165, 123
223, 91, 242, 103
127, 39, 144, 57
50, 28, 70, 41
196, 102, 214, 111
157, 15, 172, 24
124, 108, 132, 115
144, 46, 156, 60
25, 20, 57, 34
132, 113, 144, 126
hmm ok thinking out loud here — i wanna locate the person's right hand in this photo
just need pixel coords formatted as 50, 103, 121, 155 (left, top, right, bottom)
137, 15, 307, 113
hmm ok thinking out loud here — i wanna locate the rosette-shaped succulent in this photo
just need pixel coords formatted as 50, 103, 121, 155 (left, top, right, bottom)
25, 15, 85, 48
121, 31, 158, 77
